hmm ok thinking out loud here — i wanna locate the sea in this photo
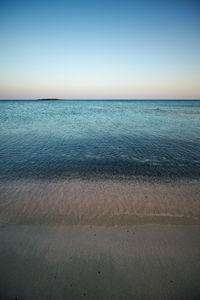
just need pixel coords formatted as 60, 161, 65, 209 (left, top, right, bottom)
0, 100, 200, 225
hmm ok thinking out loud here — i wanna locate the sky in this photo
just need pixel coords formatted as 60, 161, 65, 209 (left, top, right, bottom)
0, 0, 200, 99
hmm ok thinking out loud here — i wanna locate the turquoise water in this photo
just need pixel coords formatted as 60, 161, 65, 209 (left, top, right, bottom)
0, 100, 200, 180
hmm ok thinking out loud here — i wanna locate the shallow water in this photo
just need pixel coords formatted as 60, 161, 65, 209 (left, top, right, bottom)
0, 100, 200, 180
0, 100, 200, 226
0, 179, 199, 226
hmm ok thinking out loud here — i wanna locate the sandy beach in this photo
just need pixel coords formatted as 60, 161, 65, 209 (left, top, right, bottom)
0, 224, 199, 300
1, 0, 200, 296
0, 179, 200, 299
0, 179, 200, 227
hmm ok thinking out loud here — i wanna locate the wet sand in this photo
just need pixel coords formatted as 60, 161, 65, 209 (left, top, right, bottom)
0, 225, 199, 300
0, 179, 200, 299
0, 179, 200, 226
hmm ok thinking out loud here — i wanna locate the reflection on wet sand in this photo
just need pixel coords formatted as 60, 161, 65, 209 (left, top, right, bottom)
0, 179, 199, 226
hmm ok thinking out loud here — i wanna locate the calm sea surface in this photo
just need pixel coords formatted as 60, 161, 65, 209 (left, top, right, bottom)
0, 100, 200, 181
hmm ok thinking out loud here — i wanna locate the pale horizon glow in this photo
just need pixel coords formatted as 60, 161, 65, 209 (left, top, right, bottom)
1, 0, 200, 100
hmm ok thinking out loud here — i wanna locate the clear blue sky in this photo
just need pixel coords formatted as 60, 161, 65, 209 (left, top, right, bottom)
1, 0, 200, 99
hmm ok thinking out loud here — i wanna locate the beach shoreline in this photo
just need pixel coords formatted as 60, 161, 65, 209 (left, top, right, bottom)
0, 179, 199, 299
0, 178, 199, 227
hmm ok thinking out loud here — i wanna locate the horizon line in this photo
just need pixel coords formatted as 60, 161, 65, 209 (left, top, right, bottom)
0, 98, 200, 101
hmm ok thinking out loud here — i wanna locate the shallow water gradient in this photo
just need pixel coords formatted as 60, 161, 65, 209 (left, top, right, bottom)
0, 100, 200, 180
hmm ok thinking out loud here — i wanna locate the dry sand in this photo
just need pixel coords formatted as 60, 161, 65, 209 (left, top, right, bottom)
0, 225, 200, 300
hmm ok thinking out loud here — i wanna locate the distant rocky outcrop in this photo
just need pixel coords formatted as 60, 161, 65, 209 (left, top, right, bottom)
37, 98, 61, 100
